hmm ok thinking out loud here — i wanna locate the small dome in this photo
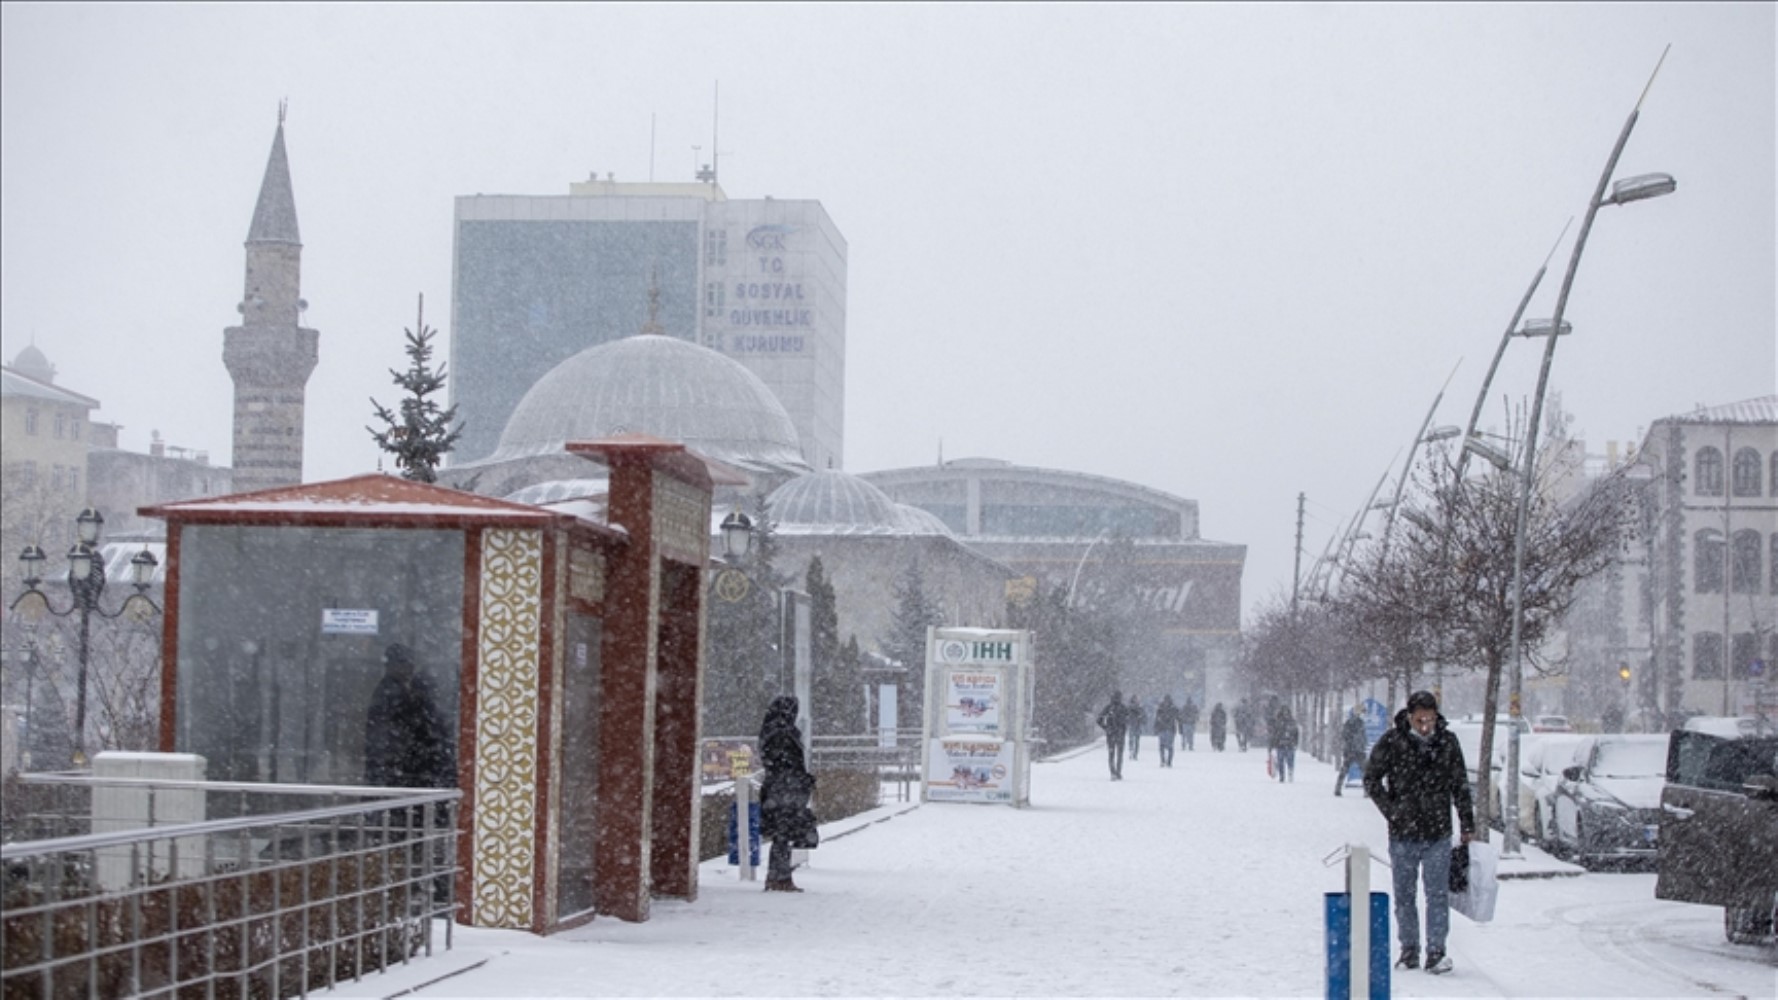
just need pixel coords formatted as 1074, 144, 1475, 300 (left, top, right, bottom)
896, 504, 955, 537
11, 344, 55, 384
769, 470, 911, 535
488, 335, 807, 475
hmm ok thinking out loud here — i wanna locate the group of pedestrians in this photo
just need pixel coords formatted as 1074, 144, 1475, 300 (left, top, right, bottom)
1098, 691, 1225, 775
1090, 687, 1472, 976
761, 684, 1474, 982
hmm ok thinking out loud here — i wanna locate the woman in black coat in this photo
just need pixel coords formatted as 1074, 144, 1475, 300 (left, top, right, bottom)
758, 695, 817, 892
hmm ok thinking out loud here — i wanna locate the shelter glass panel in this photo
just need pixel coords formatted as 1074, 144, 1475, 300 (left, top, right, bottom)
174, 525, 465, 786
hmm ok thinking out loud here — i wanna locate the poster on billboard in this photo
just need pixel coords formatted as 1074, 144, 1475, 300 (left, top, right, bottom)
944, 669, 1003, 734
925, 735, 1015, 803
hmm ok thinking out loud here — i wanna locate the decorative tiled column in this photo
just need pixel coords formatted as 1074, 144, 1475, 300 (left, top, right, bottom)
470, 527, 544, 927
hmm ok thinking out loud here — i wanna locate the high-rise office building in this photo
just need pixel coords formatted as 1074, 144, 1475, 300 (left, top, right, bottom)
449, 179, 846, 472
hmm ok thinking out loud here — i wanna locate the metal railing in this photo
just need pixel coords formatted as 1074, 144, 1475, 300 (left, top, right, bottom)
1, 774, 459, 999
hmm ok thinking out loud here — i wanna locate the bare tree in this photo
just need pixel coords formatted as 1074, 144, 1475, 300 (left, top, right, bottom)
1336, 432, 1635, 832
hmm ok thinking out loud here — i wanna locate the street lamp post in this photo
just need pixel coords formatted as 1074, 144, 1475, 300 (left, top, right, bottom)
0, 624, 42, 770
1501, 51, 1676, 856
8, 509, 162, 766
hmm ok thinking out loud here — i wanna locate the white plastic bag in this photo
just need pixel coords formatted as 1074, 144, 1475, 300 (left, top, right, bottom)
1449, 838, 1498, 922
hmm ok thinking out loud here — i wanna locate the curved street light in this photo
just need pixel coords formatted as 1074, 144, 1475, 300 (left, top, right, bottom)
9, 509, 163, 766
1501, 48, 1676, 856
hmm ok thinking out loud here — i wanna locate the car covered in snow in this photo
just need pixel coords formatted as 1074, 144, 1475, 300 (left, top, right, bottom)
1548, 734, 1668, 868
1495, 733, 1586, 843
1656, 724, 1778, 944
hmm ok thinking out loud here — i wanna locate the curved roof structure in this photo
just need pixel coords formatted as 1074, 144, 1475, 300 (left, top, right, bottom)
483, 335, 808, 477
769, 470, 908, 535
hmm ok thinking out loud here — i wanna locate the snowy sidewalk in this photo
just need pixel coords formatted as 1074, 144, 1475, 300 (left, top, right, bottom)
333, 740, 1770, 998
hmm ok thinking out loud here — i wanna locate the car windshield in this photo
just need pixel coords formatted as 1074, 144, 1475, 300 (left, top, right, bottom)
1594, 740, 1666, 778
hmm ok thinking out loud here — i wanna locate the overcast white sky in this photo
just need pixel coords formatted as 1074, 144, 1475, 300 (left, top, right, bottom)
2, 3, 1772, 621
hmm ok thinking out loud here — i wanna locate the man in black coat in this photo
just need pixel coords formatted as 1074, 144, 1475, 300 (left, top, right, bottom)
1364, 690, 1475, 976
364, 643, 454, 788
1096, 691, 1128, 780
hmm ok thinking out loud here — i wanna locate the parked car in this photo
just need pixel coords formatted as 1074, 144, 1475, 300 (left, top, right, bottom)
1449, 719, 1513, 825
1532, 715, 1573, 733
1681, 715, 1778, 739
1656, 725, 1778, 944
1498, 733, 1585, 844
1549, 734, 1668, 868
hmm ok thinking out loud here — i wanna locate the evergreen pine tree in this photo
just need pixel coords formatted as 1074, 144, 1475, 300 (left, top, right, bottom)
881, 560, 943, 729
368, 294, 464, 483
805, 555, 854, 734
703, 493, 790, 737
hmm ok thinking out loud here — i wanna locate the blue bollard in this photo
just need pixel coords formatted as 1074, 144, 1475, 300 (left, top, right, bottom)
727, 801, 761, 866
1324, 891, 1390, 1000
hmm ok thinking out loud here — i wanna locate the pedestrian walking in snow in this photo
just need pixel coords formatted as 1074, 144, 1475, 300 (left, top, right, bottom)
1210, 702, 1228, 751
1270, 706, 1299, 782
1152, 695, 1180, 767
1126, 695, 1146, 760
1335, 705, 1369, 796
1096, 691, 1128, 780
1233, 699, 1254, 752
1181, 698, 1200, 751
1364, 690, 1476, 975
759, 695, 818, 892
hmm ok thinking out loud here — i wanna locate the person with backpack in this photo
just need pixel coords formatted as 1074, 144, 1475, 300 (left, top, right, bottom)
1270, 706, 1300, 782
1096, 691, 1128, 780
1125, 695, 1147, 760
1151, 695, 1181, 767
1335, 704, 1369, 796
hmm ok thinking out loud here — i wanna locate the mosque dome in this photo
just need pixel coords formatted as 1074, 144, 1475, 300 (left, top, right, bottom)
11, 344, 55, 384
769, 470, 951, 537
487, 335, 808, 476
895, 503, 955, 537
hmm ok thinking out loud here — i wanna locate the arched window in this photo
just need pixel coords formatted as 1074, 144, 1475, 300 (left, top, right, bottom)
1732, 448, 1762, 496
1732, 530, 1762, 593
1694, 447, 1723, 496
1694, 529, 1724, 593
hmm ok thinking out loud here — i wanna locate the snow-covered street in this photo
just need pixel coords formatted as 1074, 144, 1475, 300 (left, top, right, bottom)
344, 740, 1774, 998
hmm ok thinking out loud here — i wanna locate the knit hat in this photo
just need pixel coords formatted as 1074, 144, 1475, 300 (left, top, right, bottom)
1406, 690, 1438, 713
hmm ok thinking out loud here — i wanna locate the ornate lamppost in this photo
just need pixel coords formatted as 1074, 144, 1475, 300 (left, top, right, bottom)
8, 509, 162, 766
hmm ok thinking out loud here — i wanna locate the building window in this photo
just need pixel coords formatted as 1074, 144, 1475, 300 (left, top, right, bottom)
1694, 529, 1724, 593
70, 418, 80, 442
51, 465, 64, 492
704, 228, 727, 267
67, 467, 78, 497
1732, 529, 1762, 593
1692, 632, 1724, 680
1693, 447, 1723, 496
1771, 451, 1778, 496
704, 281, 725, 318
1732, 447, 1761, 496
26, 408, 38, 435
1732, 632, 1759, 681
54, 412, 66, 439
1771, 533, 1778, 594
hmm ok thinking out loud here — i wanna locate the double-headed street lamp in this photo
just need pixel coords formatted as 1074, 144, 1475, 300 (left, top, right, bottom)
1500, 51, 1677, 856
8, 508, 162, 766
